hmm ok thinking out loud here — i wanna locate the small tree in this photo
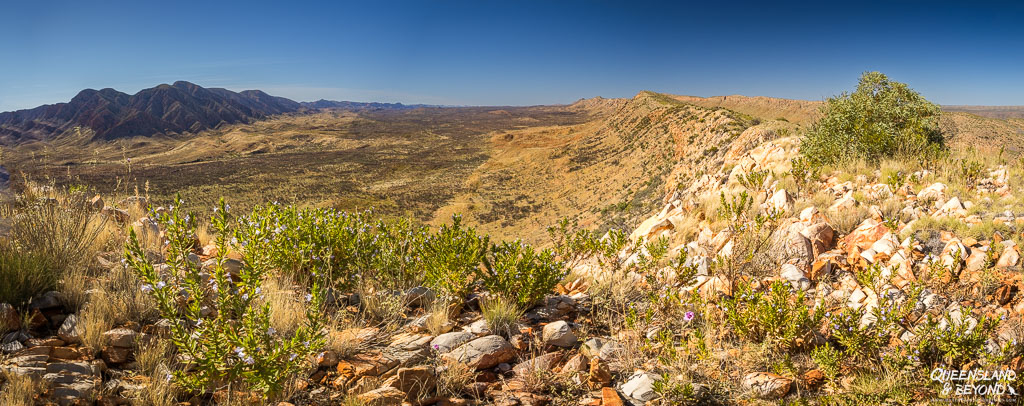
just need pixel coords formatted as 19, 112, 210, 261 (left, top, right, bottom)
800, 71, 943, 166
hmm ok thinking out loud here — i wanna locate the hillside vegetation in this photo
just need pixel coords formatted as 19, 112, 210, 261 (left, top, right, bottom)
2, 75, 1024, 405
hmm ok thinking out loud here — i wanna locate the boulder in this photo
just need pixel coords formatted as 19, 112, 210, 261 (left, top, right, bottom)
588, 356, 612, 387
357, 387, 405, 406
861, 232, 900, 264
382, 365, 436, 400
51, 346, 82, 360
917, 182, 947, 201
799, 222, 835, 258
58, 315, 80, 344
29, 291, 64, 311
743, 372, 792, 399
601, 386, 624, 406
803, 369, 825, 389
620, 371, 659, 402
997, 246, 1020, 269
768, 189, 793, 213
102, 328, 138, 348
780, 264, 811, 291
542, 321, 578, 348
829, 193, 857, 213
580, 337, 622, 360
467, 319, 492, 336
317, 350, 339, 367
430, 331, 475, 354
1, 303, 19, 332
562, 353, 589, 373
443, 335, 515, 370
514, 352, 563, 375
2, 340, 24, 354
404, 286, 436, 308
770, 220, 814, 268
102, 346, 131, 364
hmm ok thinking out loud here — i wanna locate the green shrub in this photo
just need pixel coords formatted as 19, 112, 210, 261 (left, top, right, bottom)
370, 219, 430, 290
546, 218, 601, 269
238, 205, 377, 289
125, 197, 325, 397
953, 157, 984, 189
800, 72, 944, 167
829, 284, 920, 365
717, 191, 754, 225
240, 204, 438, 291
912, 311, 1000, 367
737, 168, 771, 194
480, 240, 565, 308
720, 280, 824, 351
811, 343, 843, 382
421, 214, 488, 301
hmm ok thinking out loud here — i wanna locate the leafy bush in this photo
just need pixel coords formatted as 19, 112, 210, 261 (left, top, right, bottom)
717, 191, 754, 225
953, 157, 984, 189
480, 240, 565, 307
238, 205, 434, 291
721, 280, 824, 351
912, 311, 1000, 367
800, 72, 944, 166
811, 343, 843, 382
238, 205, 377, 289
737, 168, 771, 195
546, 218, 601, 269
125, 197, 325, 397
789, 156, 818, 194
421, 215, 488, 301
829, 284, 920, 365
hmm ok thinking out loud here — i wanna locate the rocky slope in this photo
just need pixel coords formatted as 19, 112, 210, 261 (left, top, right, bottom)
435, 91, 797, 242
3, 135, 1021, 405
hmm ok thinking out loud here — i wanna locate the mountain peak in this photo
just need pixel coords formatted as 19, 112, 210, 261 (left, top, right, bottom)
0, 82, 301, 141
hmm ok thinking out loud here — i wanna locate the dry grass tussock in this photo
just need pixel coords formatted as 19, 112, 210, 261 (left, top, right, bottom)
0, 370, 47, 406
262, 275, 307, 336
480, 295, 523, 339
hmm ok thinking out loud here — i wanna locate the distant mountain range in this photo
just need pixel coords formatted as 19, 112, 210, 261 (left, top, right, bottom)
3, 81, 1020, 143
941, 105, 1024, 120
0, 81, 422, 142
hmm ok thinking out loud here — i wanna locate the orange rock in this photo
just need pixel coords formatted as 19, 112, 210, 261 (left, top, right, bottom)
588, 357, 612, 389
802, 369, 825, 389
601, 387, 624, 406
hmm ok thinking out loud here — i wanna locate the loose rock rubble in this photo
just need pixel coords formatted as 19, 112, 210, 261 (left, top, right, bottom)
2, 134, 1023, 405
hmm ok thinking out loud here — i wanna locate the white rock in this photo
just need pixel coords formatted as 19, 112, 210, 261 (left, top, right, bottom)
621, 371, 660, 402
542, 320, 578, 348
917, 182, 947, 201
780, 264, 811, 291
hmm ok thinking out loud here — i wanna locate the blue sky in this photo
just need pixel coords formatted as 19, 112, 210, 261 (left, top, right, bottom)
1, 1, 1022, 111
